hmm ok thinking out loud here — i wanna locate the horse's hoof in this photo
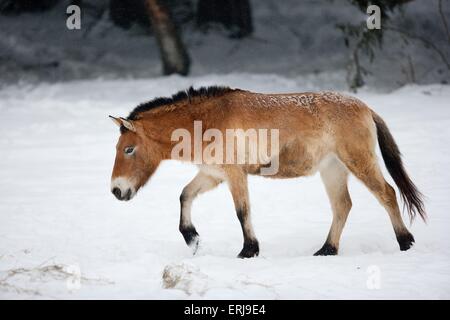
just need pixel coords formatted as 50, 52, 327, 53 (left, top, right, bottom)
189, 235, 200, 255
397, 232, 415, 251
180, 226, 200, 254
314, 243, 337, 256
237, 240, 259, 258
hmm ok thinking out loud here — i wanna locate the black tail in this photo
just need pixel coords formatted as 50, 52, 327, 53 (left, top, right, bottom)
372, 111, 426, 222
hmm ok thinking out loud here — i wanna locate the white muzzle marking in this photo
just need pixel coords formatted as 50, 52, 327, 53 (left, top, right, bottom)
111, 177, 137, 200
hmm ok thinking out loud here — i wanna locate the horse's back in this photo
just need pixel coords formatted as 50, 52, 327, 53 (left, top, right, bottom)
226, 91, 376, 178
226, 90, 374, 137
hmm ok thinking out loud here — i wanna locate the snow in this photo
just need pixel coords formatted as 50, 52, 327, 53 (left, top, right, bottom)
0, 74, 449, 299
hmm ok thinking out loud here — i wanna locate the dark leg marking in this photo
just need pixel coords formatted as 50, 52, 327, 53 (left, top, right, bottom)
179, 225, 200, 254
238, 239, 260, 258
236, 207, 259, 258
396, 231, 415, 251
314, 242, 338, 256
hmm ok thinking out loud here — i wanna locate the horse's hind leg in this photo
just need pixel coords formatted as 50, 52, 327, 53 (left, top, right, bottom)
339, 148, 414, 251
179, 171, 222, 253
315, 156, 352, 256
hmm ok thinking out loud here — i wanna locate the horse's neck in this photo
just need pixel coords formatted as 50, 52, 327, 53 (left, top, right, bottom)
141, 106, 206, 156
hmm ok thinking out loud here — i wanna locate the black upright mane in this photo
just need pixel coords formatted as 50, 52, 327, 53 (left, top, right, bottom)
127, 86, 236, 120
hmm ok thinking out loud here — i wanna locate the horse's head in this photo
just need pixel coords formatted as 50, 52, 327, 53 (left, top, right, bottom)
109, 116, 160, 201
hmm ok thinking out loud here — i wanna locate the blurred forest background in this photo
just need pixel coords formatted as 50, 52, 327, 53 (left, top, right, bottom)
0, 0, 448, 91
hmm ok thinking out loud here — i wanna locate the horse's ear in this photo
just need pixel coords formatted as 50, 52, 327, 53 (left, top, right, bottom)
120, 117, 136, 132
109, 115, 122, 127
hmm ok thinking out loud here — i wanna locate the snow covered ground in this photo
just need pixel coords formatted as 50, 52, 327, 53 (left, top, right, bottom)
0, 74, 449, 299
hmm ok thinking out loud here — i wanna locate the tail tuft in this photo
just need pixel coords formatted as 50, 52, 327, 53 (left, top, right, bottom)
372, 111, 426, 223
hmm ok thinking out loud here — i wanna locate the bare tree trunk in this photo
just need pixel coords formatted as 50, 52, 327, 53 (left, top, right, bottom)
347, 47, 365, 92
145, 0, 190, 76
438, 0, 450, 44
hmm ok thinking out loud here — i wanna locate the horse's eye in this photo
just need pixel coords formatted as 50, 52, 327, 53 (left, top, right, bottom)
124, 146, 135, 155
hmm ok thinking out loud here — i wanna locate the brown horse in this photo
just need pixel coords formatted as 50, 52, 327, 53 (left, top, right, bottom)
110, 86, 425, 258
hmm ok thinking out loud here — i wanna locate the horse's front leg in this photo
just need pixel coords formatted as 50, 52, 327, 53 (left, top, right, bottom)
179, 171, 222, 254
224, 167, 259, 258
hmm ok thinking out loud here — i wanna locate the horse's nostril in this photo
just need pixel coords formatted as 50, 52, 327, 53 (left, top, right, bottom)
124, 189, 132, 200
112, 187, 121, 199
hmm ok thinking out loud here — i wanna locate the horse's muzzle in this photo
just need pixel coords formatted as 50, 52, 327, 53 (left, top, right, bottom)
112, 187, 132, 201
